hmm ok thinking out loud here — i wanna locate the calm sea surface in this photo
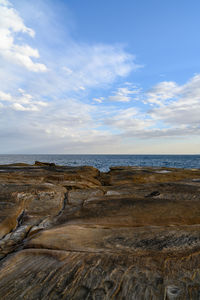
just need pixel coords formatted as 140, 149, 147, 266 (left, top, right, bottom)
0, 154, 200, 172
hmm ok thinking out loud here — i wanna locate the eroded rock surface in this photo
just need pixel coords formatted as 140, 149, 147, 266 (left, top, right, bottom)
0, 163, 200, 299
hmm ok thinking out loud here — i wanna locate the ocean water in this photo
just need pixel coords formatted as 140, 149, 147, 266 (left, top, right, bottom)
0, 154, 200, 172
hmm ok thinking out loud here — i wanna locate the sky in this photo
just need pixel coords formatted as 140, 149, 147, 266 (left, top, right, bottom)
0, 0, 200, 154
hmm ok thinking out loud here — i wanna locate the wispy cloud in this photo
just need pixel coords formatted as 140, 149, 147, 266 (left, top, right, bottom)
93, 97, 104, 103
41, 43, 139, 97
108, 85, 141, 102
0, 0, 47, 72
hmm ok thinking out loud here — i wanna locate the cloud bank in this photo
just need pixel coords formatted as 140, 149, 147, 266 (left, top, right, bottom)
0, 0, 199, 154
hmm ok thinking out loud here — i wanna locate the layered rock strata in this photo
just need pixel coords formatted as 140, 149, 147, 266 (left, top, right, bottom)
0, 163, 200, 299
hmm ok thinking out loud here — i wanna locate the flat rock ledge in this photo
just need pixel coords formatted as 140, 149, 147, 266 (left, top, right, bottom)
0, 163, 200, 299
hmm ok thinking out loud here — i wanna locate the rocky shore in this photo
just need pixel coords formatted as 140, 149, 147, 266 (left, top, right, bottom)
0, 162, 200, 299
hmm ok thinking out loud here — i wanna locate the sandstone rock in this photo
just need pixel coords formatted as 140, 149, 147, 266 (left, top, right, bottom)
0, 164, 200, 299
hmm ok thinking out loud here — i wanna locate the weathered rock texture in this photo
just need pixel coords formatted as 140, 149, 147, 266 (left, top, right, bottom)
0, 163, 200, 299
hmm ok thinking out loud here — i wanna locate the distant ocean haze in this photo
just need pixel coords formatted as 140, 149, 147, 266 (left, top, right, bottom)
0, 154, 200, 172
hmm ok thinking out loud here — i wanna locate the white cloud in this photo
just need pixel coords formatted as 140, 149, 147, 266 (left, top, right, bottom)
0, 0, 11, 6
79, 86, 85, 91
6, 1, 200, 153
0, 1, 47, 72
149, 74, 200, 127
0, 1, 143, 153
0, 94, 118, 153
0, 89, 48, 111
105, 107, 154, 133
40, 99, 94, 138
93, 97, 104, 103
108, 85, 141, 102
56, 44, 139, 93
102, 74, 200, 140
0, 90, 12, 101
146, 81, 179, 105
0, 0, 11, 5
1, 74, 200, 153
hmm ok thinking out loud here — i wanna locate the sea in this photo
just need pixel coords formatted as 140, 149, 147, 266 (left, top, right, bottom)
0, 154, 200, 172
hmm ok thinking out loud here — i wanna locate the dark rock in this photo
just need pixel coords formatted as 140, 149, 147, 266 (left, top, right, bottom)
34, 161, 56, 167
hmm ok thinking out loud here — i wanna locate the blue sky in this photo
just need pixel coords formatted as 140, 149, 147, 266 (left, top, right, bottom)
0, 0, 200, 154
